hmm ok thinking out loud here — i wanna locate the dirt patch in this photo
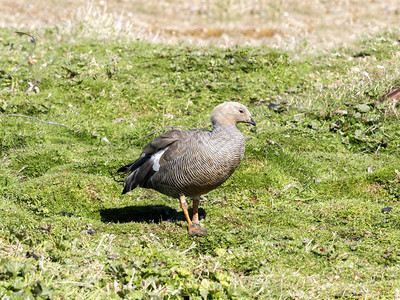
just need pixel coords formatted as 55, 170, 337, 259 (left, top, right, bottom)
1, 0, 399, 49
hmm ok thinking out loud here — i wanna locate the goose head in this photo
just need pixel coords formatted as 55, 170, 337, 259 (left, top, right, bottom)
211, 102, 256, 127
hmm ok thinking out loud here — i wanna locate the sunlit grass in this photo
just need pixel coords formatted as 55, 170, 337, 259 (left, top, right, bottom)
0, 27, 399, 298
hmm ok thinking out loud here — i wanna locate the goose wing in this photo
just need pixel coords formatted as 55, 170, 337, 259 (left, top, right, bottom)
118, 130, 193, 194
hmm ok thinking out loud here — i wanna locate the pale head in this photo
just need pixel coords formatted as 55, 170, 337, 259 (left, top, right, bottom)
210, 102, 256, 127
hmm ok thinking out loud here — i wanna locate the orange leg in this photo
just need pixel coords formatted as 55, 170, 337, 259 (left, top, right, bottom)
192, 196, 200, 225
179, 195, 192, 227
179, 195, 207, 236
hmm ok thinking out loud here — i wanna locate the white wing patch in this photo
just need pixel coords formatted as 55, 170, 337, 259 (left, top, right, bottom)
150, 147, 168, 171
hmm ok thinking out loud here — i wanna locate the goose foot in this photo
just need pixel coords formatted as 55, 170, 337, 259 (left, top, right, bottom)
180, 195, 208, 236
188, 224, 208, 236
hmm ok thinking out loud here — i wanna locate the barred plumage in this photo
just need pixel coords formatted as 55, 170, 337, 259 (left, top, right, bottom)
118, 102, 255, 236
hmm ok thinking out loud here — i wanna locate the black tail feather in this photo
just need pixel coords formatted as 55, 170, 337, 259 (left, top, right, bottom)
117, 154, 150, 173
117, 164, 131, 173
119, 153, 154, 194
121, 185, 130, 194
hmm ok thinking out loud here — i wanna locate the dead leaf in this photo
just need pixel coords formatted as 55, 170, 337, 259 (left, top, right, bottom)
378, 87, 400, 103
28, 57, 37, 64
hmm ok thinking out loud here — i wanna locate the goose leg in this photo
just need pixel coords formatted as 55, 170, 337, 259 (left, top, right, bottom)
179, 195, 192, 227
192, 196, 200, 225
179, 195, 207, 236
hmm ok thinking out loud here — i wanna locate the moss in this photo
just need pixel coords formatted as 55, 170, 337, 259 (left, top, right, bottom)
0, 27, 400, 298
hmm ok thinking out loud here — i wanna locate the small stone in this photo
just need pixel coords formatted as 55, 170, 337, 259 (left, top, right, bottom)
268, 103, 279, 109
355, 104, 370, 113
308, 120, 319, 130
354, 130, 363, 138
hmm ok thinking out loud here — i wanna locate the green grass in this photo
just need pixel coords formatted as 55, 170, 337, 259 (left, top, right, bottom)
1, 27, 400, 298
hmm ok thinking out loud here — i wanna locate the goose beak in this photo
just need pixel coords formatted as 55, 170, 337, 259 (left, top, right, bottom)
248, 117, 256, 126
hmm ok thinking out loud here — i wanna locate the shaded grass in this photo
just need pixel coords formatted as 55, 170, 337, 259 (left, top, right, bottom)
0, 27, 400, 298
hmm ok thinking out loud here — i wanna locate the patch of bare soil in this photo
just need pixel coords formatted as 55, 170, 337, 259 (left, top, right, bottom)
1, 0, 399, 49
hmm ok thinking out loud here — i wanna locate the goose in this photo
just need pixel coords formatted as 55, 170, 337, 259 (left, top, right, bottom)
118, 102, 256, 236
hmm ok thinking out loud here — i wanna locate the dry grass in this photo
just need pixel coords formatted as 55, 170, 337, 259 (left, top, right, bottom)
1, 0, 400, 49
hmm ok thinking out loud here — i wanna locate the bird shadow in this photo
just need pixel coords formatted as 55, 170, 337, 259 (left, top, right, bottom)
100, 205, 205, 224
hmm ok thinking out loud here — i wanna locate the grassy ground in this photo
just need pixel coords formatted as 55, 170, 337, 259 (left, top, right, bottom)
1, 26, 400, 298
2, 0, 400, 49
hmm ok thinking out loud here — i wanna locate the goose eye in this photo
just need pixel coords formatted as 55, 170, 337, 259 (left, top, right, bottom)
239, 109, 244, 113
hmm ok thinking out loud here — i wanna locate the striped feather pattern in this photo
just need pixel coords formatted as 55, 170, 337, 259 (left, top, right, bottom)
118, 102, 254, 199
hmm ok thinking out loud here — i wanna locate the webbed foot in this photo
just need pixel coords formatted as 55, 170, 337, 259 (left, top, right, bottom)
188, 224, 208, 236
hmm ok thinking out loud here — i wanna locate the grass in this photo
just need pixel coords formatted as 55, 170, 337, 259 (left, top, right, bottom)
3, 0, 400, 50
0, 27, 400, 298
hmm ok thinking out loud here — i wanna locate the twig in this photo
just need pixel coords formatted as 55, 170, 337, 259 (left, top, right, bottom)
127, 268, 136, 289
88, 186, 105, 208
374, 144, 381, 155
54, 281, 94, 287
47, 233, 57, 248
305, 238, 314, 251
95, 235, 106, 252
0, 32, 37, 85
137, 126, 183, 141
180, 241, 196, 254
377, 86, 400, 103
0, 114, 69, 128
16, 165, 28, 174
266, 138, 283, 149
